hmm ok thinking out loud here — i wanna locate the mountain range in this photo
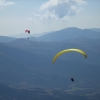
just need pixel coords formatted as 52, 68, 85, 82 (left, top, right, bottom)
0, 38, 100, 89
90, 28, 100, 32
0, 27, 100, 99
37, 27, 100, 41
1, 27, 100, 42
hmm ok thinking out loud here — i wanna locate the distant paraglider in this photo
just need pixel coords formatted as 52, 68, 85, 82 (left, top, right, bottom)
25, 30, 30, 34
25, 30, 30, 39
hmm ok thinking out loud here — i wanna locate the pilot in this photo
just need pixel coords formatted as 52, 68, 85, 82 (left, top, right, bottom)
70, 77, 74, 82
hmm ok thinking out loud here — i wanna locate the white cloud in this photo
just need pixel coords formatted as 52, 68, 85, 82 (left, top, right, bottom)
29, 0, 87, 23
0, 0, 15, 9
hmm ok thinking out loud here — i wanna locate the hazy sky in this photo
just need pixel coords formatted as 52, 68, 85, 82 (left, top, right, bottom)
0, 0, 100, 36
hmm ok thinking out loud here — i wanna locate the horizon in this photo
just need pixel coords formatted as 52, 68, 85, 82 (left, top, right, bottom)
0, 27, 100, 38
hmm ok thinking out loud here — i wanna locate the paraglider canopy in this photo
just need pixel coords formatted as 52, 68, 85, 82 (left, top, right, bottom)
25, 30, 30, 34
52, 48, 87, 63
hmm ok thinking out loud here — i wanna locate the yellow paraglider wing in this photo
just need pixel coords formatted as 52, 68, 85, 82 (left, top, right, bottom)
52, 48, 87, 63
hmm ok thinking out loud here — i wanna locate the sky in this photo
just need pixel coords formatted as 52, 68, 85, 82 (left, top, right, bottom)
0, 0, 100, 36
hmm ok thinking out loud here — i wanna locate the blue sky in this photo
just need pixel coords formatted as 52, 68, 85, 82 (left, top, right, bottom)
0, 0, 100, 36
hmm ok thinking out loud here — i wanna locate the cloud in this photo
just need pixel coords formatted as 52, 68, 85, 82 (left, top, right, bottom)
40, 0, 86, 17
0, 0, 15, 9
29, 0, 87, 23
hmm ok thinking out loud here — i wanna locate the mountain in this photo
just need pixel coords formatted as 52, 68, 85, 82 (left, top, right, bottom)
90, 28, 100, 32
8, 38, 100, 66
0, 38, 98, 89
0, 28, 100, 99
1, 27, 100, 42
0, 42, 51, 88
37, 27, 100, 41
0, 36, 16, 42
10, 32, 48, 38
0, 43, 38, 84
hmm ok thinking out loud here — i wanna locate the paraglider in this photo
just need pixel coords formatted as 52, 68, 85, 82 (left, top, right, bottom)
25, 30, 30, 39
52, 48, 87, 63
25, 30, 30, 34
52, 48, 87, 82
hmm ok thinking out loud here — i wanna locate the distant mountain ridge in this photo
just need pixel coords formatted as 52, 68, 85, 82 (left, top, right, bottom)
0, 36, 16, 42
90, 28, 100, 32
37, 27, 100, 41
0, 27, 100, 42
